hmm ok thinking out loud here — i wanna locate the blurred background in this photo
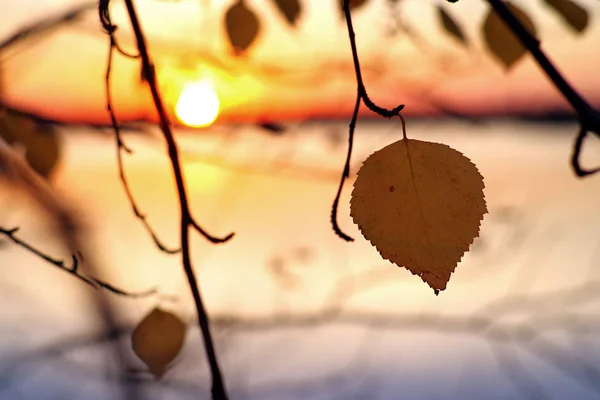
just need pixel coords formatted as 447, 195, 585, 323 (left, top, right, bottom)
2, 0, 600, 399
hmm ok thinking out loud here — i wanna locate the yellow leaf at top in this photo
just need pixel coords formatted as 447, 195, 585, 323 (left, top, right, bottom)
225, 0, 261, 55
482, 2, 537, 70
132, 307, 186, 379
272, 0, 302, 26
350, 138, 487, 294
543, 0, 589, 34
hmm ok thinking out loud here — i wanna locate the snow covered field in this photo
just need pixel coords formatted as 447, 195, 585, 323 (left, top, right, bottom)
2, 119, 600, 399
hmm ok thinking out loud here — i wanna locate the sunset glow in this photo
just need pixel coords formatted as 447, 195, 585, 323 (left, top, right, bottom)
1, 1, 600, 124
175, 82, 220, 127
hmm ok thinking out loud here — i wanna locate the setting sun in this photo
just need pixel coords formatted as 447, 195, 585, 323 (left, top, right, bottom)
175, 82, 220, 127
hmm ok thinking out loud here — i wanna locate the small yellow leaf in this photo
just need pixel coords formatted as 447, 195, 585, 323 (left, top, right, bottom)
225, 0, 261, 55
132, 307, 186, 378
272, 0, 302, 26
0, 111, 36, 146
0, 112, 61, 180
350, 138, 487, 294
482, 2, 537, 70
25, 125, 60, 179
438, 6, 468, 46
543, 0, 589, 34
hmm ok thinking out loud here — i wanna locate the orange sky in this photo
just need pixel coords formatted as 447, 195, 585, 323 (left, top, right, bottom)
1, 0, 600, 125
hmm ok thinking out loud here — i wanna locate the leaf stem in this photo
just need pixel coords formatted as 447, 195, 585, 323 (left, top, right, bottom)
399, 114, 408, 140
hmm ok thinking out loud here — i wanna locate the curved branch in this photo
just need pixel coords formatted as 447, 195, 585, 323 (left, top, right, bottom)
331, 0, 405, 241
571, 126, 600, 177
104, 33, 180, 254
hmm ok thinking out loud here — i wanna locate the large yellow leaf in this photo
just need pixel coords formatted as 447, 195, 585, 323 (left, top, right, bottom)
132, 307, 186, 378
482, 2, 537, 70
350, 139, 487, 294
225, 0, 260, 55
543, 0, 589, 34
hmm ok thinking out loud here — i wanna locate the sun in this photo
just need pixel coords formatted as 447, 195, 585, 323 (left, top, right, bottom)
175, 82, 220, 128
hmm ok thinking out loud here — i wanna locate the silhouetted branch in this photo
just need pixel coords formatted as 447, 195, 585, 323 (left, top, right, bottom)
571, 126, 600, 177
99, 0, 141, 60
100, 0, 234, 398
483, 0, 600, 177
103, 20, 180, 254
190, 217, 235, 243
0, 226, 160, 298
331, 0, 406, 242
0, 226, 79, 272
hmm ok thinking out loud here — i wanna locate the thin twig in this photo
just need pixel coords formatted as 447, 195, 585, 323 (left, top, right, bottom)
0, 139, 162, 300
103, 27, 179, 254
0, 226, 159, 298
100, 0, 234, 398
331, 96, 360, 242
331, 0, 405, 241
190, 217, 235, 243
